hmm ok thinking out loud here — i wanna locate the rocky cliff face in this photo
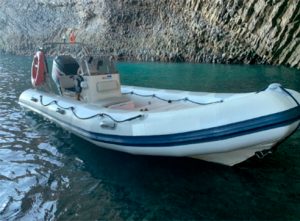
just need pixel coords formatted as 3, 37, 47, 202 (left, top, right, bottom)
0, 0, 299, 68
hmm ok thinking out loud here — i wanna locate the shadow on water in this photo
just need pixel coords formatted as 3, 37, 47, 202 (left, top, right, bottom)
57, 129, 300, 220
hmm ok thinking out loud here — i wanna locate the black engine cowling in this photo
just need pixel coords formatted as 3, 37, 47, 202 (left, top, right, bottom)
51, 55, 81, 94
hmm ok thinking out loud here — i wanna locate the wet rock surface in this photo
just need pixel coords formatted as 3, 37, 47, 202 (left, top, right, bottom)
0, 0, 299, 68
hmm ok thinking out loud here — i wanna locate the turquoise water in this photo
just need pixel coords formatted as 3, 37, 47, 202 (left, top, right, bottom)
0, 53, 300, 220
118, 62, 300, 93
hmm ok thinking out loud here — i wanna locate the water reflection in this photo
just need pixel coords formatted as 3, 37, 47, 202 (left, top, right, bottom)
0, 55, 63, 219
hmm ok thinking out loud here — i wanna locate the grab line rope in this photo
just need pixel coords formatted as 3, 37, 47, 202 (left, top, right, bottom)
280, 86, 300, 106
39, 95, 143, 123
122, 91, 223, 105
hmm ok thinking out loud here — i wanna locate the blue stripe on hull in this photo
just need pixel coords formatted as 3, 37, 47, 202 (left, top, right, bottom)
75, 106, 300, 147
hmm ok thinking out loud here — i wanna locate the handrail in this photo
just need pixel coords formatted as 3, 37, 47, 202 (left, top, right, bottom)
40, 42, 117, 58
40, 42, 118, 76
41, 42, 91, 57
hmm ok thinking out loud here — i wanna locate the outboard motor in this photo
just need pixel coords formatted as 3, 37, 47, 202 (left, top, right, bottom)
51, 55, 82, 96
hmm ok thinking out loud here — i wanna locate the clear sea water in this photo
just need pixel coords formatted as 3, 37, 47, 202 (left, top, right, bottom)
0, 53, 300, 220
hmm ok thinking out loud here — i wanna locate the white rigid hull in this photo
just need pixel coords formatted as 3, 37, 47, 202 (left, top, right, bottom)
19, 84, 300, 166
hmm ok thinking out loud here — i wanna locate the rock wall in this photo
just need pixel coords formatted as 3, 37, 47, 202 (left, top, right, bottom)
0, 0, 299, 68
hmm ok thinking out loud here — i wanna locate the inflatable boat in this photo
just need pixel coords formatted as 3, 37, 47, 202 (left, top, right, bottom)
19, 43, 300, 166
